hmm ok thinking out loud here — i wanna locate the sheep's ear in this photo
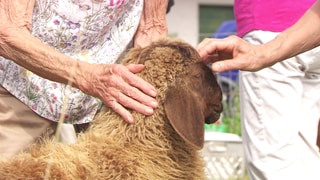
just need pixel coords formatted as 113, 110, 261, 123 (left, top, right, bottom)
164, 86, 205, 150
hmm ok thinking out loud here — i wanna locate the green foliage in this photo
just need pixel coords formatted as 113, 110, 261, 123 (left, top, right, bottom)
222, 89, 242, 136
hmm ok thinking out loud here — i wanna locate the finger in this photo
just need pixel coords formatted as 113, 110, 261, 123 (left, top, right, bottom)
122, 66, 157, 98
103, 90, 155, 123
116, 91, 154, 116
126, 64, 145, 73
106, 100, 135, 123
200, 40, 227, 57
202, 54, 219, 64
197, 36, 238, 60
195, 37, 211, 51
210, 59, 241, 72
107, 65, 158, 108
118, 79, 158, 109
196, 38, 213, 58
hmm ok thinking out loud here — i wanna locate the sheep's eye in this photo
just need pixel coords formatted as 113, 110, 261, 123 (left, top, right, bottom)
194, 73, 203, 79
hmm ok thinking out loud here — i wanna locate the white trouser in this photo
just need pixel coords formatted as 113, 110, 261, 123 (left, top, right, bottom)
240, 30, 320, 180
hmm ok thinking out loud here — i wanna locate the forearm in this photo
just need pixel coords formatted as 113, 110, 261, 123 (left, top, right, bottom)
134, 0, 169, 47
0, 29, 82, 86
0, 0, 83, 87
141, 0, 168, 29
262, 0, 320, 64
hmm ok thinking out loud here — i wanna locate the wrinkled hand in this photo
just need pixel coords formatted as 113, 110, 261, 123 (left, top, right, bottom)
77, 63, 158, 123
196, 36, 273, 72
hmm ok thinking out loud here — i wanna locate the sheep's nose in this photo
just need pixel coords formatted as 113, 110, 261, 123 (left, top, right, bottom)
204, 100, 223, 124
205, 110, 221, 124
214, 103, 223, 114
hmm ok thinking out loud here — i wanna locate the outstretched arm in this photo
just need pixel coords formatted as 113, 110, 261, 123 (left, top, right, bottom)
0, 0, 158, 123
196, 0, 320, 72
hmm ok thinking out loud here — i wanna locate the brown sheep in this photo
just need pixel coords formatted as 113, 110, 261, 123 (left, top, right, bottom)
0, 38, 223, 180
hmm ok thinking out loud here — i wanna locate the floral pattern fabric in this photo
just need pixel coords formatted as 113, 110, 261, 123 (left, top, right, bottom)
0, 0, 143, 124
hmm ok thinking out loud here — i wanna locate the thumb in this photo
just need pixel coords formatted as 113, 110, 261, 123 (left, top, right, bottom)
210, 60, 237, 72
126, 64, 145, 73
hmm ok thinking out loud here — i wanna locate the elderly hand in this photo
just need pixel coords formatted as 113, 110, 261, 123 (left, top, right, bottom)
76, 62, 158, 123
196, 36, 277, 72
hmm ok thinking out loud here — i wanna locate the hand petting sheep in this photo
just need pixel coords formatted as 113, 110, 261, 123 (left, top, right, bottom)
0, 38, 223, 180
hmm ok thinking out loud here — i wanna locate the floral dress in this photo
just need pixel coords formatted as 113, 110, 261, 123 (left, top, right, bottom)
0, 0, 143, 124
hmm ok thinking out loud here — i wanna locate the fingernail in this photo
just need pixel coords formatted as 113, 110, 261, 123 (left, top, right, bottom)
212, 63, 222, 72
146, 107, 154, 115
149, 90, 157, 97
127, 115, 134, 123
150, 101, 158, 108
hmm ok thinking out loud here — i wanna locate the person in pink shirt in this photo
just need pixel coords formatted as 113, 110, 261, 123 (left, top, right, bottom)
198, 0, 320, 179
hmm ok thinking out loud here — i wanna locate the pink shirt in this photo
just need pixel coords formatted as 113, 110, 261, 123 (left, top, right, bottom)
235, 0, 316, 37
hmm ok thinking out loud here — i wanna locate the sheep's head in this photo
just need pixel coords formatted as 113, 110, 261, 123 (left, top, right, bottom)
123, 38, 223, 149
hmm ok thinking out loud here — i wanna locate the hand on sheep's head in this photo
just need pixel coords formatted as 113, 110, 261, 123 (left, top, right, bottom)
79, 63, 158, 124
123, 38, 223, 149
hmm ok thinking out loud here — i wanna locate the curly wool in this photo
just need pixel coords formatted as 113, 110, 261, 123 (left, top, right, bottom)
0, 38, 215, 180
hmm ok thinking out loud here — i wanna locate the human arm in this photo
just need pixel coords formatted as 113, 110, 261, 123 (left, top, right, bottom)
196, 0, 320, 72
0, 0, 158, 123
133, 0, 169, 48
